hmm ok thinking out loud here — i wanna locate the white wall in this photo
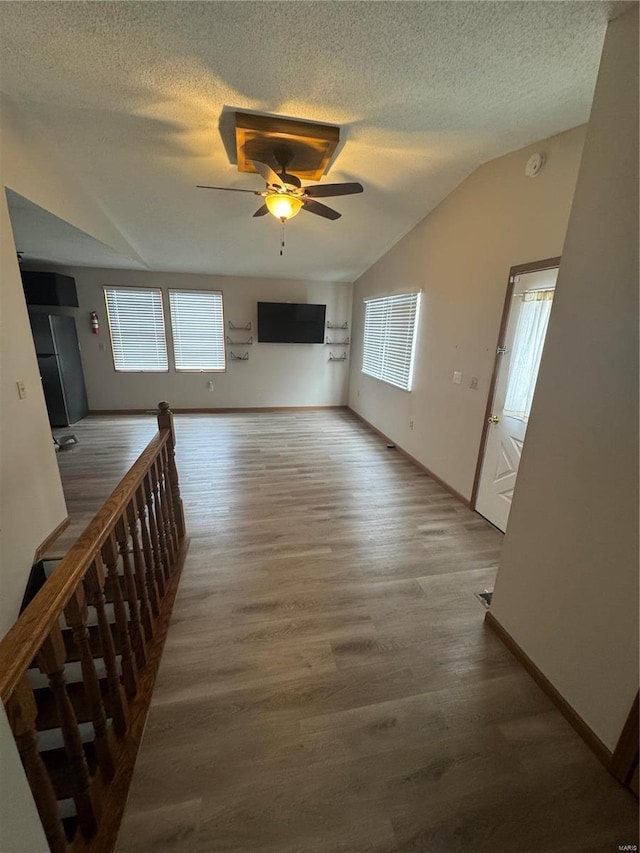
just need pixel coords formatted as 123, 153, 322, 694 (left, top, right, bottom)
0, 194, 68, 636
0, 706, 49, 853
491, 7, 639, 751
0, 94, 145, 266
22, 266, 352, 411
0, 192, 67, 851
349, 126, 586, 500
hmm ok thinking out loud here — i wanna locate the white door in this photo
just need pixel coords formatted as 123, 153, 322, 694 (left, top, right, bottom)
475, 267, 558, 531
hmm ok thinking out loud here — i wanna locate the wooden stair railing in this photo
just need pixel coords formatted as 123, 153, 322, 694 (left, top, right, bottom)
0, 402, 189, 853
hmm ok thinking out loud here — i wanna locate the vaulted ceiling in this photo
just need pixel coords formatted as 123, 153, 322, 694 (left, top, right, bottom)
0, 1, 621, 282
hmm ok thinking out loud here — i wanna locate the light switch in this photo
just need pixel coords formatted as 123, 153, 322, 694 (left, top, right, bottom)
470, 376, 479, 390
16, 381, 27, 399
452, 371, 462, 385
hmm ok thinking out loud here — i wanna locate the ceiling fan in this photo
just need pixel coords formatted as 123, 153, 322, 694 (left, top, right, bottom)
197, 148, 363, 222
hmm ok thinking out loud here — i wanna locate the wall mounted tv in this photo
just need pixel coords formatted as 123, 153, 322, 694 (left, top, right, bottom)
257, 302, 326, 344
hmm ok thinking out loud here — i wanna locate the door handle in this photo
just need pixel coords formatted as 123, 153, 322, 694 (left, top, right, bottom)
488, 415, 500, 424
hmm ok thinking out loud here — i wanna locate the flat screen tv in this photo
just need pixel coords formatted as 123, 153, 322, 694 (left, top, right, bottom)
257, 302, 326, 344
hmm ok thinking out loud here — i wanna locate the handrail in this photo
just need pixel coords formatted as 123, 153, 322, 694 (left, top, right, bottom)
1, 401, 188, 853
0, 430, 169, 704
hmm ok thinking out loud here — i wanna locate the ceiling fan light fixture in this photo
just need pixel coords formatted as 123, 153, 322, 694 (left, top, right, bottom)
265, 193, 302, 221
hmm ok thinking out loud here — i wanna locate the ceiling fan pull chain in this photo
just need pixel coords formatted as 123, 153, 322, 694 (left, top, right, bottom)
280, 221, 285, 256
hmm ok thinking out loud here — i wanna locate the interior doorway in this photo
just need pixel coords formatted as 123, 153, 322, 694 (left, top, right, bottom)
473, 258, 560, 532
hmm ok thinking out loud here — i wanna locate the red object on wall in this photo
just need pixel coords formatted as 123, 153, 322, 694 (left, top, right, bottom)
90, 312, 100, 334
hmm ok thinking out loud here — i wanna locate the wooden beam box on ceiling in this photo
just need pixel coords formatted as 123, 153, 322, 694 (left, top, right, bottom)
234, 112, 340, 181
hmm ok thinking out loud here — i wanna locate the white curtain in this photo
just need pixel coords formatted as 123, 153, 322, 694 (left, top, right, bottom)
503, 289, 554, 421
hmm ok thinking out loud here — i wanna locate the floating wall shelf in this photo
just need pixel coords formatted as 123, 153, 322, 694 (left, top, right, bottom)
226, 335, 253, 345
229, 351, 249, 361
326, 321, 349, 330
328, 352, 348, 362
228, 321, 252, 331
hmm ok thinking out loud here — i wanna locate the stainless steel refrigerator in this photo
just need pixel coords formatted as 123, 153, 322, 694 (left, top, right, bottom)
29, 313, 89, 427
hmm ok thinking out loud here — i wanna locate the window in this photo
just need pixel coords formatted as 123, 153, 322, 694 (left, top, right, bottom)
503, 288, 555, 421
169, 290, 225, 372
362, 292, 420, 390
104, 287, 168, 372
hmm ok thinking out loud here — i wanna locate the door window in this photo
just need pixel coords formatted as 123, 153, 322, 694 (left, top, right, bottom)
503, 289, 554, 421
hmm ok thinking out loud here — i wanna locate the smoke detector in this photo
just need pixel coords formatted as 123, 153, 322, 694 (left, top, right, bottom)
525, 152, 546, 178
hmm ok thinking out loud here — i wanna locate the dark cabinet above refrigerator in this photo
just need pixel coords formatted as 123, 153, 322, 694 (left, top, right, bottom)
22, 271, 79, 307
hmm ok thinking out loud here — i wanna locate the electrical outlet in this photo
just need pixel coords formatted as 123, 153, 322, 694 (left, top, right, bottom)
98, 342, 106, 352
453, 371, 462, 385
409, 420, 414, 430
16, 380, 27, 399
470, 376, 479, 390
207, 380, 214, 391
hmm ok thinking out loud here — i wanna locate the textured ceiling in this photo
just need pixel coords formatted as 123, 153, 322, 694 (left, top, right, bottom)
0, 1, 620, 282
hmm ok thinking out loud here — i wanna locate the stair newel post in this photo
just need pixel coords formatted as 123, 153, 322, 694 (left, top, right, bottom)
36, 621, 99, 838
162, 443, 180, 554
6, 674, 68, 853
126, 495, 154, 641
115, 514, 147, 670
135, 484, 163, 611
101, 532, 137, 699
157, 401, 186, 540
156, 454, 177, 565
149, 460, 171, 580
64, 586, 115, 781
142, 472, 167, 594
85, 557, 128, 736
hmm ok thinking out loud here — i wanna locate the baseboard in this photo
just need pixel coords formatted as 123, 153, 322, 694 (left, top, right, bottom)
610, 693, 639, 790
88, 405, 349, 415
33, 516, 70, 563
347, 407, 471, 507
484, 610, 613, 770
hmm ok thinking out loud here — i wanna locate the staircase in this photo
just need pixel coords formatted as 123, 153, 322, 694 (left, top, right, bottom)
1, 402, 188, 853
27, 560, 127, 844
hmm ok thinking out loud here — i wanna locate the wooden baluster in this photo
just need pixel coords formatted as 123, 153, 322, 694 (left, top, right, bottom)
64, 587, 115, 781
142, 474, 167, 594
101, 532, 137, 699
115, 515, 147, 670
149, 463, 171, 581
6, 674, 68, 853
84, 557, 128, 736
126, 495, 154, 641
156, 455, 177, 565
36, 622, 98, 838
136, 483, 164, 607
162, 443, 180, 555
157, 401, 186, 539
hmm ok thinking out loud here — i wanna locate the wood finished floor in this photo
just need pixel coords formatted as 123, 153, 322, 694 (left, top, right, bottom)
55, 411, 638, 853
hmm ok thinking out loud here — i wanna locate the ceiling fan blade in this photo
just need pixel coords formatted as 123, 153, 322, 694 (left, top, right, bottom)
196, 185, 260, 194
304, 182, 364, 198
280, 171, 301, 188
302, 199, 341, 220
252, 160, 286, 188
253, 204, 269, 217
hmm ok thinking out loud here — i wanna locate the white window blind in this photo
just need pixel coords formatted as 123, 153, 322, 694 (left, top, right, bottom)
362, 292, 420, 391
169, 290, 225, 371
104, 287, 168, 372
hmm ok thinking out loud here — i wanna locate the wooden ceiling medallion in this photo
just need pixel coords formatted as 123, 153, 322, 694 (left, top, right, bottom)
234, 113, 340, 181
